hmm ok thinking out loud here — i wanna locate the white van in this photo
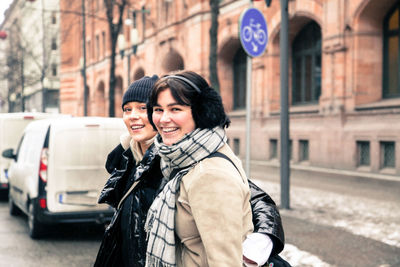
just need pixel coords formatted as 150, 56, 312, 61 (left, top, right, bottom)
2, 116, 127, 238
0, 112, 65, 195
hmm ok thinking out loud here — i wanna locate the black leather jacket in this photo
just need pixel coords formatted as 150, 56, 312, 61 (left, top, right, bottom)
94, 144, 284, 267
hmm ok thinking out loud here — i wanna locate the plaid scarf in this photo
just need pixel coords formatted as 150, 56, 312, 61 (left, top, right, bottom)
144, 127, 226, 267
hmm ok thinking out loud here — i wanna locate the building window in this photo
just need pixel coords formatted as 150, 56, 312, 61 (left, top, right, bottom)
45, 89, 59, 109
299, 140, 309, 161
51, 64, 57, 76
356, 141, 370, 166
87, 40, 91, 60
292, 21, 322, 105
102, 31, 106, 58
233, 48, 247, 110
51, 38, 57, 50
96, 35, 100, 60
383, 3, 400, 98
270, 139, 278, 159
380, 141, 395, 168
162, 0, 172, 24
289, 139, 292, 160
51, 11, 57, 24
233, 138, 240, 155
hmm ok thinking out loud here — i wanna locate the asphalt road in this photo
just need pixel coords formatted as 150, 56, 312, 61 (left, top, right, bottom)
0, 199, 103, 267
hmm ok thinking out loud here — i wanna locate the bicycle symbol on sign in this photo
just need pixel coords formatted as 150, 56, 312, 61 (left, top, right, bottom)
243, 19, 267, 52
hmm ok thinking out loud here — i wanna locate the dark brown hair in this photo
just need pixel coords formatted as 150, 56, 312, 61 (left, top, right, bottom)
147, 70, 230, 130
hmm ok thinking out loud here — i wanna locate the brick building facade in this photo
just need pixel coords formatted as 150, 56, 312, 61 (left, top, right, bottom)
59, 0, 400, 177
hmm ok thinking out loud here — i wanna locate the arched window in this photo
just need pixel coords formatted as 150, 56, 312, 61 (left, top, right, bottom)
162, 50, 184, 73
85, 86, 91, 116
233, 48, 247, 110
292, 21, 321, 105
383, 3, 400, 98
115, 76, 123, 118
134, 68, 145, 81
95, 83, 105, 117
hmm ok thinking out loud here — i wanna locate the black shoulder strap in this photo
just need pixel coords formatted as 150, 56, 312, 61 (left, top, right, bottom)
169, 165, 192, 180
207, 151, 241, 175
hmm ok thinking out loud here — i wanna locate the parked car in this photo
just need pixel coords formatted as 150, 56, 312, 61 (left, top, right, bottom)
2, 116, 127, 238
0, 112, 66, 197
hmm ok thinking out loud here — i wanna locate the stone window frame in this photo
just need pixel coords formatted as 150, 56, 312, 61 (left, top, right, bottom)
356, 140, 371, 167
232, 47, 247, 110
380, 141, 396, 169
383, 2, 400, 99
291, 21, 322, 106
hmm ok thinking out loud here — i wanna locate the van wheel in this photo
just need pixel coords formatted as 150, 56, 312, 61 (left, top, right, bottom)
9, 197, 21, 216
28, 203, 43, 239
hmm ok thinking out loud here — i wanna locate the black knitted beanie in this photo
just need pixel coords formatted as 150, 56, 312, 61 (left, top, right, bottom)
122, 75, 158, 109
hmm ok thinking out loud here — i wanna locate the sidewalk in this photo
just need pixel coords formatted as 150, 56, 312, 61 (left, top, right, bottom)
249, 162, 400, 267
281, 214, 400, 266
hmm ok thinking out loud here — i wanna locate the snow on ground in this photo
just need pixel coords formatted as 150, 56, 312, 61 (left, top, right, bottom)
253, 179, 400, 266
280, 244, 331, 267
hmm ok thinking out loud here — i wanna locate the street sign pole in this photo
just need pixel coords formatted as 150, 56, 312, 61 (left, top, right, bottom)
280, 0, 290, 209
239, 6, 268, 177
245, 1, 253, 177
245, 55, 252, 177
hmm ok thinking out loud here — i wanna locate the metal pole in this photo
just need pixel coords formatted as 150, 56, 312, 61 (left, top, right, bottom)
245, 55, 252, 177
20, 51, 25, 112
82, 0, 88, 116
244, 0, 253, 178
280, 0, 290, 209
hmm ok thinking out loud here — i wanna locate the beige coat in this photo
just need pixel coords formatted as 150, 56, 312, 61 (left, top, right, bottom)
175, 144, 253, 267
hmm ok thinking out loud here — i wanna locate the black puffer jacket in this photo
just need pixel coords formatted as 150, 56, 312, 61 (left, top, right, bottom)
94, 144, 166, 267
94, 143, 285, 266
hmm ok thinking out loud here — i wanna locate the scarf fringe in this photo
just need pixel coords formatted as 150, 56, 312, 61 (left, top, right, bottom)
145, 256, 176, 267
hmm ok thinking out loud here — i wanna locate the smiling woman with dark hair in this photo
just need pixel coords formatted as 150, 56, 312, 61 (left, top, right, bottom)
145, 70, 284, 267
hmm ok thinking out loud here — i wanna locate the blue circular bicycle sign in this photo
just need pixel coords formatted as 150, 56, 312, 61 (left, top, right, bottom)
239, 7, 268, 57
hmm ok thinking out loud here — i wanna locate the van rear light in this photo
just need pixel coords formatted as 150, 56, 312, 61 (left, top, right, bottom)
39, 148, 48, 182
23, 115, 34, 120
39, 198, 47, 209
